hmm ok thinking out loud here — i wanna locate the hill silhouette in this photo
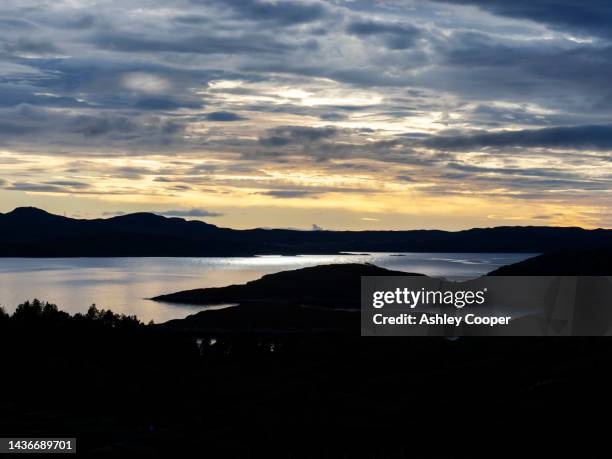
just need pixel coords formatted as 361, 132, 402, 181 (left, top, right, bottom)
1, 207, 611, 256
155, 264, 420, 333
488, 249, 612, 275
153, 263, 418, 308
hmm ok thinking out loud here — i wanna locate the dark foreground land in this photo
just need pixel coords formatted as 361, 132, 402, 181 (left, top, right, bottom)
2, 253, 612, 457
4, 302, 612, 458
488, 248, 612, 275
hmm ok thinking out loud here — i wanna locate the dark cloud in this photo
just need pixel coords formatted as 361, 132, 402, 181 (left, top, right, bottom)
173, 15, 210, 25
240, 151, 291, 162
532, 213, 564, 220
161, 209, 223, 217
6, 181, 89, 193
1, 38, 62, 57
430, 1, 612, 38
421, 31, 612, 109
90, 29, 297, 55
14, 7, 97, 30
445, 162, 578, 179
45, 180, 90, 189
436, 161, 612, 194
466, 104, 553, 128
259, 126, 339, 147
0, 105, 186, 152
0, 86, 88, 109
259, 190, 319, 198
422, 125, 612, 151
479, 176, 610, 192
0, 18, 36, 30
205, 111, 246, 121
208, 0, 329, 25
133, 96, 202, 111
347, 19, 422, 49
110, 167, 154, 180
319, 113, 347, 121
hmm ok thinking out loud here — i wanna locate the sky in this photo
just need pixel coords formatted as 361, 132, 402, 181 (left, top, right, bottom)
0, 0, 611, 230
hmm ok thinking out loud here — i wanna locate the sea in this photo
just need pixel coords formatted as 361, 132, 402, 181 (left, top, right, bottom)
0, 253, 534, 323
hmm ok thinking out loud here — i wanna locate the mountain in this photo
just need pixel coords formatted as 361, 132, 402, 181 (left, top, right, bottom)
0, 207, 239, 256
488, 249, 612, 275
1, 207, 611, 256
153, 263, 419, 309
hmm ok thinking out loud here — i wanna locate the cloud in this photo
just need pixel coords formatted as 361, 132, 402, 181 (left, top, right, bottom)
0, 105, 186, 152
45, 180, 90, 189
160, 209, 223, 217
110, 166, 154, 180
259, 190, 319, 198
173, 15, 210, 25
1, 38, 63, 57
532, 213, 564, 220
90, 28, 299, 55
205, 111, 246, 121
0, 0, 610, 228
259, 126, 339, 147
319, 113, 347, 121
422, 125, 612, 151
208, 0, 329, 25
6, 181, 90, 193
347, 19, 422, 49
429, 1, 612, 38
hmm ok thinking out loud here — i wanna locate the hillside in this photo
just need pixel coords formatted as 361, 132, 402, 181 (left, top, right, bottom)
1, 207, 611, 256
155, 264, 415, 333
488, 250, 612, 275
153, 263, 418, 309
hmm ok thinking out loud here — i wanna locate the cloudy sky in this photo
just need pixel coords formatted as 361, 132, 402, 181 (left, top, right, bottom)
1, 0, 611, 229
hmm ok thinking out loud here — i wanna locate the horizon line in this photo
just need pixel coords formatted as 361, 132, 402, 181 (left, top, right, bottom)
2, 206, 609, 233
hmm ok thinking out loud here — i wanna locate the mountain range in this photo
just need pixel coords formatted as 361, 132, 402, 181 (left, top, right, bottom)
1, 207, 611, 256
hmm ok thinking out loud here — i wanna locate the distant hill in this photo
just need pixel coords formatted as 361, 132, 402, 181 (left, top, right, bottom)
488, 250, 612, 275
153, 263, 418, 309
1, 207, 611, 256
157, 263, 417, 333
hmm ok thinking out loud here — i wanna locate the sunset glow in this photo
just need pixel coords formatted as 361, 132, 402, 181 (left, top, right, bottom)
0, 0, 610, 229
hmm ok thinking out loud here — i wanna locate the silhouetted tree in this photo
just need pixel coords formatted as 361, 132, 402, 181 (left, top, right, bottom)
85, 304, 101, 320
79, 303, 142, 329
41, 302, 70, 322
0, 306, 8, 326
13, 299, 44, 321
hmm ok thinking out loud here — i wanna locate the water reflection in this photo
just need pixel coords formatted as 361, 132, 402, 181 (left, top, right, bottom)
0, 253, 534, 323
